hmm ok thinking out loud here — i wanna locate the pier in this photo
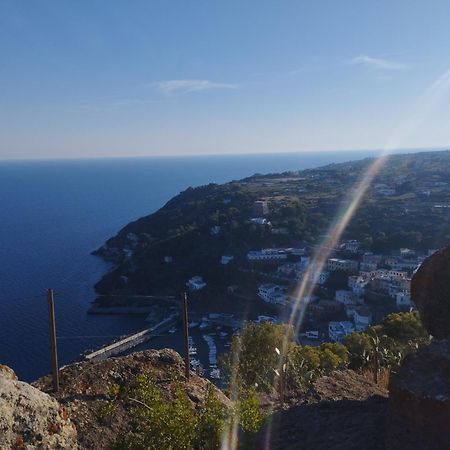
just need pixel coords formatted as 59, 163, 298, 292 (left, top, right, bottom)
84, 314, 179, 361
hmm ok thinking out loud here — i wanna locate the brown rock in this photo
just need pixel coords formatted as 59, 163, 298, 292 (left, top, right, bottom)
263, 370, 388, 450
411, 246, 450, 338
386, 339, 450, 450
33, 348, 229, 450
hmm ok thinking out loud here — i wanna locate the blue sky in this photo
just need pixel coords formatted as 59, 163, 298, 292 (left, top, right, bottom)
1, 0, 450, 159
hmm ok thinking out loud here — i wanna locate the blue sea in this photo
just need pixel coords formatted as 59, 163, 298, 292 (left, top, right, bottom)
0, 149, 421, 381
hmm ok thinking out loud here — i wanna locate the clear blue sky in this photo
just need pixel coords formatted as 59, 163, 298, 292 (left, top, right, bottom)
1, 0, 450, 159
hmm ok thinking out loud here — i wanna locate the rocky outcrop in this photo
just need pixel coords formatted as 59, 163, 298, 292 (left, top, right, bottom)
386, 339, 450, 450
411, 246, 450, 339
387, 245, 450, 450
0, 365, 78, 450
263, 370, 388, 450
33, 348, 229, 450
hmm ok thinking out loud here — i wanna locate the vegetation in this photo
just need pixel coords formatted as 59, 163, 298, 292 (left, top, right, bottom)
109, 375, 265, 450
95, 151, 450, 297
220, 312, 428, 395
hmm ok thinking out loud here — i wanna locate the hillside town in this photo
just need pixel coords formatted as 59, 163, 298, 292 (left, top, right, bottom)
245, 239, 431, 344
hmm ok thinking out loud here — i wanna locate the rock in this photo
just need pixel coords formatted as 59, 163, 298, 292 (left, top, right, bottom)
386, 339, 450, 450
0, 364, 17, 380
0, 365, 78, 449
33, 348, 229, 450
262, 370, 388, 450
411, 246, 450, 338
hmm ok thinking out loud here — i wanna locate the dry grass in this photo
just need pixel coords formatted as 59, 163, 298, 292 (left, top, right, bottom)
361, 367, 391, 391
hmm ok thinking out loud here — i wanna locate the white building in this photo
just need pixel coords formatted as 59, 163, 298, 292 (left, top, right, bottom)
328, 321, 355, 342
353, 306, 372, 331
186, 276, 207, 291
250, 217, 270, 225
315, 270, 330, 285
277, 262, 302, 276
348, 275, 367, 297
362, 252, 383, 264
345, 240, 359, 254
258, 284, 288, 305
210, 225, 221, 235
221, 255, 234, 265
360, 261, 378, 272
247, 249, 288, 261
335, 290, 357, 305
327, 258, 358, 273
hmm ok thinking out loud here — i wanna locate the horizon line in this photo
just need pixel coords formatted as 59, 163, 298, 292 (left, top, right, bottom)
0, 145, 449, 163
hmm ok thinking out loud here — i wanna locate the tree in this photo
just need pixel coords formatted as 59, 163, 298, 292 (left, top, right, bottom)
219, 321, 294, 392
379, 311, 428, 343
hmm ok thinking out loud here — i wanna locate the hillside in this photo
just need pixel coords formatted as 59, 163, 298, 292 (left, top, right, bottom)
94, 150, 450, 300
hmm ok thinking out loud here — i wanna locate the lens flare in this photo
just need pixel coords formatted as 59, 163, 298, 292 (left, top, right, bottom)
223, 68, 450, 450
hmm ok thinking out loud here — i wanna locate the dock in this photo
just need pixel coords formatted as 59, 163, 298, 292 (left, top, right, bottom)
84, 314, 179, 361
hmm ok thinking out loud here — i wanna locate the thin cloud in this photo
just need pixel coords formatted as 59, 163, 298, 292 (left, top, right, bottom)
155, 79, 238, 94
350, 55, 409, 71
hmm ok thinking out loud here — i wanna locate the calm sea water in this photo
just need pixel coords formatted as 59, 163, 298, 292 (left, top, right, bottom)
0, 149, 414, 381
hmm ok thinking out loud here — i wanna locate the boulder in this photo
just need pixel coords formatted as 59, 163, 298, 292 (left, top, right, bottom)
0, 366, 78, 449
386, 339, 450, 450
411, 246, 450, 338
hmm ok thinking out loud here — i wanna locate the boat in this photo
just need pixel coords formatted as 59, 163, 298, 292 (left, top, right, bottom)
210, 368, 221, 379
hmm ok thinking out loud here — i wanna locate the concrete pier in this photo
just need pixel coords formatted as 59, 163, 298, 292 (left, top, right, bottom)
84, 314, 179, 361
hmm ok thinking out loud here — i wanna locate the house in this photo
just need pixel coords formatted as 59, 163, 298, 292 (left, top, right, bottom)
335, 290, 357, 305
315, 270, 330, 285
362, 252, 383, 264
400, 248, 415, 258
396, 291, 413, 309
186, 276, 207, 291
327, 258, 358, 273
221, 255, 234, 265
345, 240, 359, 254
247, 249, 288, 261
388, 269, 408, 280
210, 225, 221, 235
286, 247, 307, 256
277, 262, 302, 276
360, 261, 378, 272
308, 300, 343, 319
348, 275, 367, 297
328, 321, 355, 342
384, 256, 399, 267
250, 217, 270, 225
257, 284, 288, 305
353, 306, 372, 331
253, 200, 269, 216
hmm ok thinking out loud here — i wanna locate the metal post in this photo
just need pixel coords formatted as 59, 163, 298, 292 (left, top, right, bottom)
181, 292, 190, 380
47, 289, 59, 392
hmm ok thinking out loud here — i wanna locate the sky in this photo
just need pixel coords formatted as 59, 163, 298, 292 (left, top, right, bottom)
1, 0, 450, 159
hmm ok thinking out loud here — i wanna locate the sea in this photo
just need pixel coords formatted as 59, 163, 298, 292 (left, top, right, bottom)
0, 149, 424, 381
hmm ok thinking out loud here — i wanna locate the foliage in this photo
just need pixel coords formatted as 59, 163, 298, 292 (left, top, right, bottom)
194, 385, 228, 450
238, 388, 266, 433
219, 321, 294, 392
111, 375, 266, 450
378, 311, 428, 343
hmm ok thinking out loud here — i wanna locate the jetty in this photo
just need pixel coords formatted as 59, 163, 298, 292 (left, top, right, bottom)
84, 314, 179, 361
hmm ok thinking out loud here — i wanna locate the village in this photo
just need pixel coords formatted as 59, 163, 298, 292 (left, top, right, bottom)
185, 233, 432, 346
